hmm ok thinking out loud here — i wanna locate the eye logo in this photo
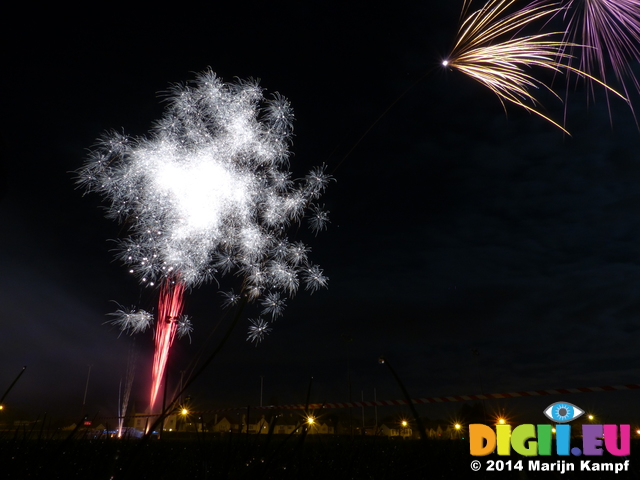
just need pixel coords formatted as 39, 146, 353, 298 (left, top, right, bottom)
543, 402, 584, 423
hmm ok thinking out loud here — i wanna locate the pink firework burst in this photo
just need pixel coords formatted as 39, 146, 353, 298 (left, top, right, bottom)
557, 0, 640, 108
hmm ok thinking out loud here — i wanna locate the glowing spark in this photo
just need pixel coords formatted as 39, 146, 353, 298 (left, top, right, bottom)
445, 0, 626, 132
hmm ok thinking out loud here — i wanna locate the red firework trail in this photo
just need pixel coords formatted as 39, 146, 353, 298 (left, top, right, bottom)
149, 278, 185, 412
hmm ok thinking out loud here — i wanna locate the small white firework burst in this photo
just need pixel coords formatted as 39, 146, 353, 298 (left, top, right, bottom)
107, 306, 154, 335
266, 261, 299, 296
308, 204, 330, 234
213, 252, 236, 276
247, 318, 272, 344
260, 292, 286, 319
220, 289, 241, 308
177, 315, 193, 341
304, 265, 328, 293
305, 165, 333, 199
286, 241, 309, 266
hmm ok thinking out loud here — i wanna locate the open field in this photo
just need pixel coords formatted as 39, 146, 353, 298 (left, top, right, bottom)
1, 433, 638, 479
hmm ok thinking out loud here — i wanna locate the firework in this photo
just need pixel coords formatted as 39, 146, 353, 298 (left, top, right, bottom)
443, 0, 626, 132
247, 318, 273, 344
149, 278, 186, 410
555, 0, 640, 106
78, 69, 331, 411
107, 305, 154, 336
117, 345, 136, 438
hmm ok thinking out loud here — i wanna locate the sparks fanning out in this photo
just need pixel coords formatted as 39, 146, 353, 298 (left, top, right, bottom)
78, 69, 331, 411
443, 0, 628, 133
554, 0, 640, 109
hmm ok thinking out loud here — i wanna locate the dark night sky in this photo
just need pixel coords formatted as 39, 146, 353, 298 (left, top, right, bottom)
2, 1, 640, 427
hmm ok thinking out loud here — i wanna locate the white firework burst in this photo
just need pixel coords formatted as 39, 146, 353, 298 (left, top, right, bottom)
304, 265, 328, 293
260, 292, 286, 318
79, 69, 331, 342
286, 241, 309, 266
220, 289, 241, 308
177, 315, 193, 341
107, 306, 154, 335
247, 318, 272, 344
307, 204, 330, 234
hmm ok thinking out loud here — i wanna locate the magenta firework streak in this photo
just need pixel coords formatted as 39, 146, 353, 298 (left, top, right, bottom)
149, 278, 186, 411
558, 0, 640, 102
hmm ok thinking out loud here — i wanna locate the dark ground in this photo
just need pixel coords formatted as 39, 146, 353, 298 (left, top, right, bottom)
1, 433, 638, 479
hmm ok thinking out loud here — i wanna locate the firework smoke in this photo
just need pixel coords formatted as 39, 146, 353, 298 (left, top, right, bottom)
78, 69, 331, 411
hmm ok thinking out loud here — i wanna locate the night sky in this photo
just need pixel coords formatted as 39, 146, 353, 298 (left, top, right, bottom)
3, 1, 640, 427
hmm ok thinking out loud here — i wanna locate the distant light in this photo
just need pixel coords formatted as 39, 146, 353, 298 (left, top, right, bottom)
454, 424, 461, 430
552, 428, 556, 433
181, 408, 188, 415
588, 415, 594, 420
401, 420, 408, 427
307, 416, 315, 425
442, 59, 449, 67
0, 405, 4, 410
498, 418, 506, 424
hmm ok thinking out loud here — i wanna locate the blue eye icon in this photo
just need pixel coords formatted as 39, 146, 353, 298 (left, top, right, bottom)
543, 402, 584, 423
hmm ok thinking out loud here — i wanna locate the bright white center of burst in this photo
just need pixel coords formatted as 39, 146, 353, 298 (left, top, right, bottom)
154, 155, 251, 237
